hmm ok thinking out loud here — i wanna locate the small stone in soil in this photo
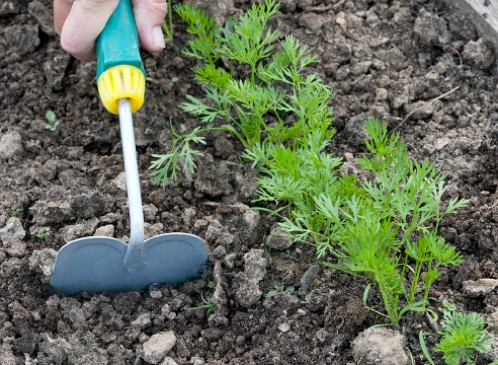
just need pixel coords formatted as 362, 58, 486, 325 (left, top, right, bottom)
298, 12, 328, 33
487, 310, 498, 333
375, 88, 388, 101
94, 224, 115, 237
66, 333, 107, 364
278, 322, 291, 333
266, 227, 293, 251
434, 137, 450, 150
190, 357, 206, 365
5, 25, 40, 55
68, 308, 88, 331
150, 290, 163, 299
29, 248, 58, 278
142, 331, 177, 364
352, 327, 409, 365
413, 8, 451, 47
224, 252, 237, 269
205, 220, 234, 246
315, 328, 330, 343
39, 336, 70, 365
235, 249, 268, 307
241, 207, 262, 245
351, 60, 373, 76
194, 155, 234, 197
14, 333, 37, 355
43, 52, 71, 90
407, 100, 435, 120
211, 245, 227, 259
0, 344, 19, 365
463, 38, 495, 70
132, 313, 152, 329
160, 357, 179, 365
30, 200, 72, 226
214, 135, 235, 159
0, 217, 26, 245
143, 204, 159, 221
60, 219, 100, 242
144, 222, 164, 239
279, 0, 296, 13
0, 131, 23, 161
70, 192, 108, 219
6, 240, 27, 257
462, 278, 498, 297
28, 1, 56, 35
0, 2, 21, 16
112, 172, 127, 191
99, 213, 122, 224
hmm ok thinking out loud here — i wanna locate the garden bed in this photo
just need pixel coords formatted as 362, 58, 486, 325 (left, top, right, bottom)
0, 0, 498, 364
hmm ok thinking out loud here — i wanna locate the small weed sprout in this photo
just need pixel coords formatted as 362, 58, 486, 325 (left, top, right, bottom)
45, 110, 60, 131
8, 206, 23, 218
266, 282, 295, 298
188, 294, 216, 315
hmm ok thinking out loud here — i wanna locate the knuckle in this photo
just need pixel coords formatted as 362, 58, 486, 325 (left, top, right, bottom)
135, 0, 167, 15
151, 2, 168, 16
79, 0, 116, 4
76, 0, 118, 10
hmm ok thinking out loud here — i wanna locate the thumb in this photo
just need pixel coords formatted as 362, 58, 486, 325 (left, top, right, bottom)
132, 0, 168, 53
59, 0, 119, 62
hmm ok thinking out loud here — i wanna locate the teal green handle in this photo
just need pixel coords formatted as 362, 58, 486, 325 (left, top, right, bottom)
95, 0, 146, 80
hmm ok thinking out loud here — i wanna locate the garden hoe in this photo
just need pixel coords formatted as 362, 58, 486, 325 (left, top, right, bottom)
50, 0, 208, 295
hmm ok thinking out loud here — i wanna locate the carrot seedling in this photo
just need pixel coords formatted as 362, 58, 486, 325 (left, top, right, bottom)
150, 0, 334, 184
152, 1, 468, 327
279, 120, 469, 324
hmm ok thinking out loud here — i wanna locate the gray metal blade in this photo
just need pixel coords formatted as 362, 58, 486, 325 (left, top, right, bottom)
50, 233, 208, 295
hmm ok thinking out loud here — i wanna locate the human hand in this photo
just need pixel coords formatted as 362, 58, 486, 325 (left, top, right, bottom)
54, 0, 167, 62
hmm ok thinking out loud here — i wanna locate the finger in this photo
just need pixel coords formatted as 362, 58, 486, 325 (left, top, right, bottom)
53, 0, 73, 35
132, 0, 167, 53
60, 0, 119, 61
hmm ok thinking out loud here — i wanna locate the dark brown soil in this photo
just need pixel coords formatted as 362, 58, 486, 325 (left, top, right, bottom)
1, 0, 498, 364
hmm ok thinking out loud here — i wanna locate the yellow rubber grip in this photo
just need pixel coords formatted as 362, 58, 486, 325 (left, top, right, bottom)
97, 65, 145, 114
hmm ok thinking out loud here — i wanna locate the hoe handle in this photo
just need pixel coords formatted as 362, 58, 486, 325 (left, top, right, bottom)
95, 0, 147, 270
95, 0, 145, 79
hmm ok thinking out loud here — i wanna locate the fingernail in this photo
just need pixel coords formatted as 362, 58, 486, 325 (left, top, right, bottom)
152, 26, 165, 49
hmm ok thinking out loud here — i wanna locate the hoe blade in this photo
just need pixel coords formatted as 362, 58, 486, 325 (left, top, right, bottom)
50, 233, 208, 295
